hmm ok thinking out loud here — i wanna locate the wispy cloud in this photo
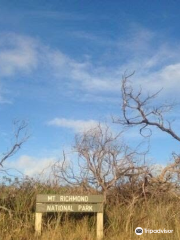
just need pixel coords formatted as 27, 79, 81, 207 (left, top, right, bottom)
0, 33, 40, 103
46, 49, 120, 92
71, 31, 115, 46
113, 26, 180, 97
49, 26, 180, 96
1, 28, 180, 104
0, 33, 38, 77
47, 118, 101, 133
0, 33, 120, 98
7, 155, 56, 177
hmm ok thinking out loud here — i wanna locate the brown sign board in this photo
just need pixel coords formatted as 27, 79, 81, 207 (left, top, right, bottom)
35, 194, 104, 239
36, 203, 103, 213
36, 194, 103, 203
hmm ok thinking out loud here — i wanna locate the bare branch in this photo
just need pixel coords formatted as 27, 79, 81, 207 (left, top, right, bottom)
0, 120, 29, 167
52, 123, 147, 200
114, 73, 180, 142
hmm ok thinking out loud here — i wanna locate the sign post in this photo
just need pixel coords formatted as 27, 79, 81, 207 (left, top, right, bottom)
35, 194, 104, 239
35, 212, 42, 235
97, 212, 103, 239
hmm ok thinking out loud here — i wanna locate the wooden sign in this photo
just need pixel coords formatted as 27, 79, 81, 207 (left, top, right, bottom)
35, 194, 104, 240
36, 203, 103, 213
37, 194, 103, 203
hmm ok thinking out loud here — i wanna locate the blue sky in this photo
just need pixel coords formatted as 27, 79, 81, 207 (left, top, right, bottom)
1, 0, 180, 177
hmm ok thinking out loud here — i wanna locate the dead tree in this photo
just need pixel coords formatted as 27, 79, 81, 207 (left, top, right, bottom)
0, 120, 29, 168
113, 73, 180, 196
115, 72, 180, 141
52, 124, 147, 201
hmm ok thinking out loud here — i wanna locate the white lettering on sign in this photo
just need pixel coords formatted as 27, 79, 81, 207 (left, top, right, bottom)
59, 196, 89, 202
78, 205, 93, 211
48, 196, 55, 201
47, 205, 74, 212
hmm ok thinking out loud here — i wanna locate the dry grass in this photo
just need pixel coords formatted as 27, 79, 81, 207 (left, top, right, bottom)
0, 177, 180, 240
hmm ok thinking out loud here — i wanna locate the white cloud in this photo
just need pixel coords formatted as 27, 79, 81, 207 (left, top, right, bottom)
128, 61, 180, 96
0, 33, 38, 77
114, 39, 180, 99
46, 49, 120, 92
7, 155, 56, 177
1, 29, 180, 104
118, 25, 155, 55
0, 34, 119, 96
0, 33, 39, 103
47, 118, 101, 133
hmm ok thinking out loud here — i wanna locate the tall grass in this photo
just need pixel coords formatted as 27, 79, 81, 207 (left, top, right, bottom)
0, 176, 180, 240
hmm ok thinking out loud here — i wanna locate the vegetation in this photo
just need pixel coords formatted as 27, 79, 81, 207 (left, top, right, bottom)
0, 176, 180, 240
